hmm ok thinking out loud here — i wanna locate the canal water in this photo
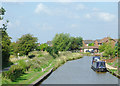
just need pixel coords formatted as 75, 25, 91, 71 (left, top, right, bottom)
42, 56, 118, 84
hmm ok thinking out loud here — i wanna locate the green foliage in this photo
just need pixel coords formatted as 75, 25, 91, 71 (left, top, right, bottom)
53, 46, 59, 55
10, 42, 18, 55
70, 37, 83, 50
99, 41, 116, 58
104, 42, 116, 58
2, 65, 24, 81
2, 60, 31, 81
52, 33, 71, 51
46, 46, 53, 55
0, 7, 12, 68
15, 34, 38, 56
52, 33, 83, 51
2, 77, 11, 84
46, 46, 58, 58
0, 7, 6, 20
0, 7, 6, 15
88, 43, 94, 46
18, 60, 30, 71
36, 43, 48, 51
99, 43, 107, 52
38, 54, 43, 57
2, 30, 11, 66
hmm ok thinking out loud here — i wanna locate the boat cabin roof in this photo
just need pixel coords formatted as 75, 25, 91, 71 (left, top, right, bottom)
96, 61, 105, 63
93, 56, 100, 59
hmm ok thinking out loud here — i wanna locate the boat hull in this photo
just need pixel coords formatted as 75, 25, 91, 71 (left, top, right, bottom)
91, 66, 107, 72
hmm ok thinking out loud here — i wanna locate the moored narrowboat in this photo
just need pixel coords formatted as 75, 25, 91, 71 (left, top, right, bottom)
92, 56, 100, 64
91, 57, 107, 72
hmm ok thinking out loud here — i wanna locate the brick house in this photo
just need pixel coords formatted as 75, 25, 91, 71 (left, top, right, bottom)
80, 46, 99, 52
100, 37, 116, 47
81, 37, 118, 53
81, 40, 97, 52
83, 40, 94, 46
94, 39, 102, 46
46, 41, 53, 46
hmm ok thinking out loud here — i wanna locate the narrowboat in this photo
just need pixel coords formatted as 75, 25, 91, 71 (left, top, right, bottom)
91, 57, 107, 72
92, 56, 100, 64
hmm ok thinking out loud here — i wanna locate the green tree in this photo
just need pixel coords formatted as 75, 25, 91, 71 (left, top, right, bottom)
99, 41, 116, 58
70, 37, 83, 50
99, 43, 107, 52
88, 43, 94, 46
46, 46, 59, 58
2, 30, 11, 65
38, 43, 48, 51
103, 42, 115, 58
10, 42, 18, 55
52, 33, 83, 51
52, 33, 71, 51
16, 34, 38, 56
0, 7, 11, 68
46, 46, 53, 56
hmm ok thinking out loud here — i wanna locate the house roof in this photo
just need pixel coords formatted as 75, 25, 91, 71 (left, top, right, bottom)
100, 37, 114, 43
83, 40, 94, 44
95, 39, 101, 43
46, 41, 52, 45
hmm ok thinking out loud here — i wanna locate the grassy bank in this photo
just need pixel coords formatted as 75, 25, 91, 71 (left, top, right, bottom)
100, 56, 119, 78
1, 51, 83, 85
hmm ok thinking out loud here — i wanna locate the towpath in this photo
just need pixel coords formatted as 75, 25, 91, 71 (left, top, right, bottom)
106, 63, 117, 70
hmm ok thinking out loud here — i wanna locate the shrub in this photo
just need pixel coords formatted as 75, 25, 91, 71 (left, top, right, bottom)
28, 58, 42, 71
2, 65, 24, 81
38, 54, 43, 57
18, 60, 31, 72
2, 77, 11, 84
2, 60, 31, 81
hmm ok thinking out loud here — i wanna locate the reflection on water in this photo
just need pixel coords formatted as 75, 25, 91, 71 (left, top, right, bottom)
42, 56, 118, 84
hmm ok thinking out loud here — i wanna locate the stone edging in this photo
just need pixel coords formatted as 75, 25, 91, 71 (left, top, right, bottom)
30, 55, 83, 86
107, 69, 120, 79
106, 63, 120, 79
29, 68, 53, 86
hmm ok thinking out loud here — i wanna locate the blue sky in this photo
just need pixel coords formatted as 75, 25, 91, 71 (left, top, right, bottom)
2, 2, 118, 43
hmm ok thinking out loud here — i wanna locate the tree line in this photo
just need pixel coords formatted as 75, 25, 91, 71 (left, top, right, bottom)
1, 7, 83, 68
10, 33, 83, 58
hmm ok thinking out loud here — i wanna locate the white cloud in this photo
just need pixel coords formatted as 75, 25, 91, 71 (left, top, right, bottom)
71, 24, 78, 28
76, 4, 86, 10
85, 14, 91, 19
35, 3, 51, 15
98, 12, 115, 22
8, 20, 20, 28
34, 3, 81, 19
92, 8, 100, 11
85, 12, 116, 22
36, 23, 53, 30
68, 14, 80, 19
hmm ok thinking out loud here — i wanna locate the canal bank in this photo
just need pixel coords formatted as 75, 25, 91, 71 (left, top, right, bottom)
106, 63, 120, 79
31, 52, 83, 85
41, 56, 118, 85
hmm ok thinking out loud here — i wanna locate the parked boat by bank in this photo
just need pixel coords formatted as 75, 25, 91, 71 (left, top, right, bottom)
91, 56, 107, 72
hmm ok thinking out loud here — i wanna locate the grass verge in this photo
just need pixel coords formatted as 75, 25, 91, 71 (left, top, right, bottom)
2, 51, 83, 85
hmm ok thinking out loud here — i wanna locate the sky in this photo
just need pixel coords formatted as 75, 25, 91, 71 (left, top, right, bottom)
1, 2, 118, 43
